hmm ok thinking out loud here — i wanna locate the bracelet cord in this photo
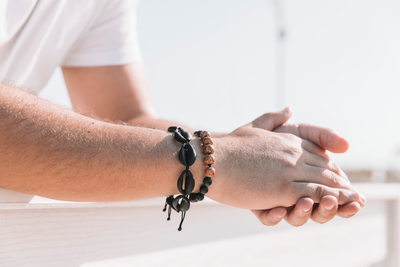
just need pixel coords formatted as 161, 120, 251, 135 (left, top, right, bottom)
162, 127, 215, 231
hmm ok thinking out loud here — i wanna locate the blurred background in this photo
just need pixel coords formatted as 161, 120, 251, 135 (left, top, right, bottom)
37, 0, 400, 266
40, 0, 400, 177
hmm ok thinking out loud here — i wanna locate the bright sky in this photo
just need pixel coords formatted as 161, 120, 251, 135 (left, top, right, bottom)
39, 0, 400, 170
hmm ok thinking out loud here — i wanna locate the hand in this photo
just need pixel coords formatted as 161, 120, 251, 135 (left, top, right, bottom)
208, 113, 361, 212
250, 108, 365, 226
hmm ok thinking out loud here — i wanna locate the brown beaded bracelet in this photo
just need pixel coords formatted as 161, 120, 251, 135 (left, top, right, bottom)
162, 127, 215, 231
189, 130, 215, 203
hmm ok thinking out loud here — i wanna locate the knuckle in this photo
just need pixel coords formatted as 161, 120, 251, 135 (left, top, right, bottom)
337, 189, 356, 203
329, 161, 340, 173
323, 170, 347, 189
311, 185, 326, 201
327, 172, 340, 187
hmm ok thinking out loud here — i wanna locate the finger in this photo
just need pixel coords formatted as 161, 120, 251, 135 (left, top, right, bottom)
292, 182, 360, 205
297, 164, 353, 190
251, 207, 287, 226
301, 139, 329, 159
274, 123, 349, 153
302, 151, 350, 182
298, 123, 349, 153
337, 202, 362, 218
251, 107, 292, 131
360, 194, 366, 207
283, 197, 314, 227
354, 188, 366, 207
310, 195, 338, 224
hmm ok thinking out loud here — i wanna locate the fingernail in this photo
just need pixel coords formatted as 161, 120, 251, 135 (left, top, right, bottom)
347, 213, 356, 217
276, 215, 284, 219
350, 192, 360, 201
360, 195, 366, 205
303, 207, 311, 213
325, 204, 335, 211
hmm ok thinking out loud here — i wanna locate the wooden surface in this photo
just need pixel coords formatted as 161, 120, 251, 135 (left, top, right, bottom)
0, 187, 33, 203
0, 183, 394, 267
81, 214, 385, 267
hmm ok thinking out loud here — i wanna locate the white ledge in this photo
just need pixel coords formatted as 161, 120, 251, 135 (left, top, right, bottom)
353, 183, 400, 200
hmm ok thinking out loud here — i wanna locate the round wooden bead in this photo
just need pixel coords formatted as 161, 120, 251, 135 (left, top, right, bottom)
200, 131, 210, 139
199, 185, 208, 194
202, 137, 213, 145
205, 167, 216, 177
203, 177, 212, 186
204, 145, 214, 154
204, 155, 215, 165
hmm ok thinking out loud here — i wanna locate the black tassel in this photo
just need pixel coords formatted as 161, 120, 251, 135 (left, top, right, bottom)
162, 199, 167, 212
167, 205, 172, 221
178, 211, 186, 231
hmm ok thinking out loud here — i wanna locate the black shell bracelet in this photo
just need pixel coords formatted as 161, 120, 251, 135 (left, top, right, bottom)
162, 126, 215, 231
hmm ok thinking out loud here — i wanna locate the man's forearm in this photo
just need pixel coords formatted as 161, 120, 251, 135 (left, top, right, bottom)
0, 83, 361, 214
0, 84, 205, 201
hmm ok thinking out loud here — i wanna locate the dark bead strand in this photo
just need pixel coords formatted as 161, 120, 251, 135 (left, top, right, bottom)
163, 126, 197, 231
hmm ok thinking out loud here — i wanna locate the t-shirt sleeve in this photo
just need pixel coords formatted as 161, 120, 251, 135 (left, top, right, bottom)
61, 0, 143, 67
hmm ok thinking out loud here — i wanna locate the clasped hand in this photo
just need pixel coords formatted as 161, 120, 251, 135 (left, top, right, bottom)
207, 108, 365, 227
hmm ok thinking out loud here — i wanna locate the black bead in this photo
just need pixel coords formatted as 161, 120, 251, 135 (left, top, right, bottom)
168, 126, 178, 132
196, 193, 205, 201
174, 130, 187, 143
178, 197, 190, 212
177, 170, 195, 195
199, 185, 208, 194
172, 195, 191, 212
194, 130, 203, 137
203, 177, 212, 186
189, 194, 198, 203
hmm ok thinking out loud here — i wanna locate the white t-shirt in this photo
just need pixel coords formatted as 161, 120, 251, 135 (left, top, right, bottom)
0, 0, 143, 93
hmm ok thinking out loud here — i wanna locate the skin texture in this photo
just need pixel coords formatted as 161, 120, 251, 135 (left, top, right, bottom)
0, 63, 364, 226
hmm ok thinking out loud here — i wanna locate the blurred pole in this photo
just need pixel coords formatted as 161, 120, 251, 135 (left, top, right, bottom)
385, 200, 400, 267
273, 0, 286, 110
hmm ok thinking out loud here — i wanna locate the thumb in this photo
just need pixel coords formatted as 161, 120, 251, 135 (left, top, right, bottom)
251, 107, 292, 131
